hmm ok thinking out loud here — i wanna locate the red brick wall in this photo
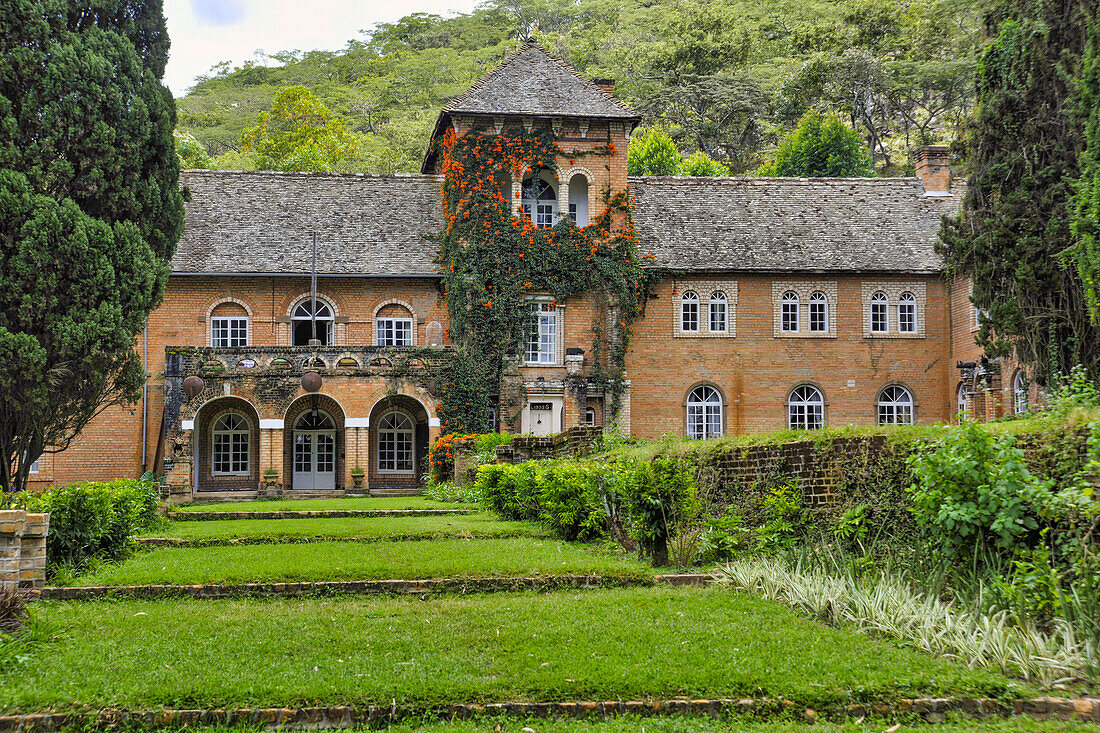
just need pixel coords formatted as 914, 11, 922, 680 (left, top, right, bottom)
625, 273, 957, 439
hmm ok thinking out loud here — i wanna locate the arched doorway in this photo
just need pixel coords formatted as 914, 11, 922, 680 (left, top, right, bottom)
368, 395, 429, 491
283, 394, 346, 492
292, 409, 337, 491
192, 396, 261, 493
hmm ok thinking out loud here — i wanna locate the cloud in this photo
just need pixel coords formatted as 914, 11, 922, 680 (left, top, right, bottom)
190, 0, 245, 26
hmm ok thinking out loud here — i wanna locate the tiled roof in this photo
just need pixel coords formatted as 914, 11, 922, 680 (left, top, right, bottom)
173, 170, 444, 277
173, 171, 953, 277
443, 40, 639, 120
630, 176, 951, 274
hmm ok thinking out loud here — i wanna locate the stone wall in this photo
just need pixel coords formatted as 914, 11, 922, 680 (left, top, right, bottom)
450, 426, 605, 485
0, 510, 49, 592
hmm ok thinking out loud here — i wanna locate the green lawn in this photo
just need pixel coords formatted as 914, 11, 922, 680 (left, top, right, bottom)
173, 497, 470, 513
141, 513, 545, 543
0, 587, 1020, 712
71, 538, 649, 586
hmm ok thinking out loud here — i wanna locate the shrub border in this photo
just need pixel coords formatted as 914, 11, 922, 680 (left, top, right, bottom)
167, 510, 476, 521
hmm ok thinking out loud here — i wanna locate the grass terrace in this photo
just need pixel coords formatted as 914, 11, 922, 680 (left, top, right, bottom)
172, 496, 472, 513
0, 587, 1021, 713
140, 513, 545, 544
69, 537, 650, 586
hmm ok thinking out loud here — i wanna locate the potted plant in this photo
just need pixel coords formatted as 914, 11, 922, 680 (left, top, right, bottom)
350, 466, 365, 491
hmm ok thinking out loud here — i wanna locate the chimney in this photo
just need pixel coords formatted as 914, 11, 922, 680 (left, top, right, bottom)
914, 145, 951, 194
593, 78, 615, 96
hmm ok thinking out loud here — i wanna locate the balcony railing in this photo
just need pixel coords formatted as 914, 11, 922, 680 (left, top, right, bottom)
165, 345, 454, 379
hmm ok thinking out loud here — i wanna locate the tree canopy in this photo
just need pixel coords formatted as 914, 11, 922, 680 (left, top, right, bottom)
758, 110, 874, 177
940, 0, 1100, 384
0, 0, 184, 491
175, 0, 982, 175
240, 86, 359, 171
628, 127, 730, 176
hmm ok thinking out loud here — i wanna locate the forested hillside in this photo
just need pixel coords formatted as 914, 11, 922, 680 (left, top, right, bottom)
175, 0, 983, 175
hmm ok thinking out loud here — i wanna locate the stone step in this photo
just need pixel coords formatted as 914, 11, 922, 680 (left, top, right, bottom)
369, 488, 420, 497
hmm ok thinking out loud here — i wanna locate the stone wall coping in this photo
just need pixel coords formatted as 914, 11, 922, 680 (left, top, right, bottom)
36, 574, 660, 601
0, 696, 1097, 731
167, 509, 476, 522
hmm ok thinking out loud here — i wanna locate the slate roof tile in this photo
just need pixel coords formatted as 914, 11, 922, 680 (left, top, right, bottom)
629, 176, 951, 274
173, 170, 444, 276
443, 39, 639, 120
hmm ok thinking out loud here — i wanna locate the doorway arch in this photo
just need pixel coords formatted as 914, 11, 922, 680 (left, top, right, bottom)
368, 395, 429, 490
283, 394, 346, 491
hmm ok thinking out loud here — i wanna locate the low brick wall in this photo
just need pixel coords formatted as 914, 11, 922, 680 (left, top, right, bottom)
0, 510, 49, 592
167, 508, 475, 521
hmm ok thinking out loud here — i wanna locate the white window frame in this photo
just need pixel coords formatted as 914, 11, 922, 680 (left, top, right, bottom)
210, 317, 248, 347
686, 385, 723, 439
211, 412, 250, 476
521, 174, 558, 228
377, 412, 415, 474
898, 292, 917, 334
376, 318, 414, 347
28, 456, 39, 475
292, 298, 335, 346
584, 406, 596, 426
957, 382, 970, 419
525, 302, 557, 364
709, 291, 728, 333
781, 291, 800, 333
1014, 371, 1028, 415
788, 385, 824, 430
870, 292, 889, 333
681, 291, 700, 333
808, 291, 828, 333
877, 385, 914, 425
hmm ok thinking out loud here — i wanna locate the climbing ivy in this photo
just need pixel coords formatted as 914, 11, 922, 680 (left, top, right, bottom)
433, 127, 652, 433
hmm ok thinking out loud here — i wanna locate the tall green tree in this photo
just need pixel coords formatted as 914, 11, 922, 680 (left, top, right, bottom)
1072, 8, 1100, 324
241, 86, 359, 171
0, 0, 185, 492
940, 0, 1099, 384
758, 110, 874, 177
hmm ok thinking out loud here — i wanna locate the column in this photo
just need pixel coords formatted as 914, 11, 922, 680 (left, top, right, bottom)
19, 513, 49, 590
0, 510, 25, 595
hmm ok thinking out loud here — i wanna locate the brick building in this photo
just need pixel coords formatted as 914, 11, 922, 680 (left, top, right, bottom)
26, 40, 1032, 499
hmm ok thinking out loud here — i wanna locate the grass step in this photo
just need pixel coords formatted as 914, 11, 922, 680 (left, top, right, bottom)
169, 509, 476, 521
37, 573, 684, 601
2, 696, 1099, 732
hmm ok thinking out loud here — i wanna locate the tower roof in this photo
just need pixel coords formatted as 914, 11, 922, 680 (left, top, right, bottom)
443, 39, 639, 120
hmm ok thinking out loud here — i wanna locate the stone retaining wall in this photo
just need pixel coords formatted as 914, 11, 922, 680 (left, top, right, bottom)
1, 696, 1097, 731
168, 509, 476, 521
0, 510, 49, 592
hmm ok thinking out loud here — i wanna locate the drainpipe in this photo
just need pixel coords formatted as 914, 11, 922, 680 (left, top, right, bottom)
141, 322, 148, 474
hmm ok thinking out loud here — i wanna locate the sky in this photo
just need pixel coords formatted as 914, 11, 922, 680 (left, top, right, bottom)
163, 0, 483, 97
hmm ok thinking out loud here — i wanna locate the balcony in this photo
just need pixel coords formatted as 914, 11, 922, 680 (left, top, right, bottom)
165, 345, 455, 380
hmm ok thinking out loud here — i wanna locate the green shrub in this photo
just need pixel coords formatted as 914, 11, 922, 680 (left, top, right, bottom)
614, 456, 698, 566
421, 480, 480, 503
907, 421, 1049, 556
12, 477, 164, 573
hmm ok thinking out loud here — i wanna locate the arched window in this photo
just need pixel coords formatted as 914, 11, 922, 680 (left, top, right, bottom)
870, 292, 889, 333
378, 412, 415, 473
788, 385, 824, 430
292, 298, 334, 346
568, 173, 589, 226
877, 385, 914, 425
210, 302, 249, 347
956, 382, 969, 420
898, 292, 917, 333
487, 406, 498, 431
709, 291, 728, 332
1014, 371, 1028, 415
212, 413, 250, 475
781, 291, 800, 332
584, 406, 596, 426
686, 385, 723, 439
681, 291, 700, 332
522, 172, 558, 227
808, 291, 828, 333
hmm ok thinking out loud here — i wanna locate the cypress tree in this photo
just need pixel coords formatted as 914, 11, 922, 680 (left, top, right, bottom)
0, 0, 184, 491
940, 0, 1099, 385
